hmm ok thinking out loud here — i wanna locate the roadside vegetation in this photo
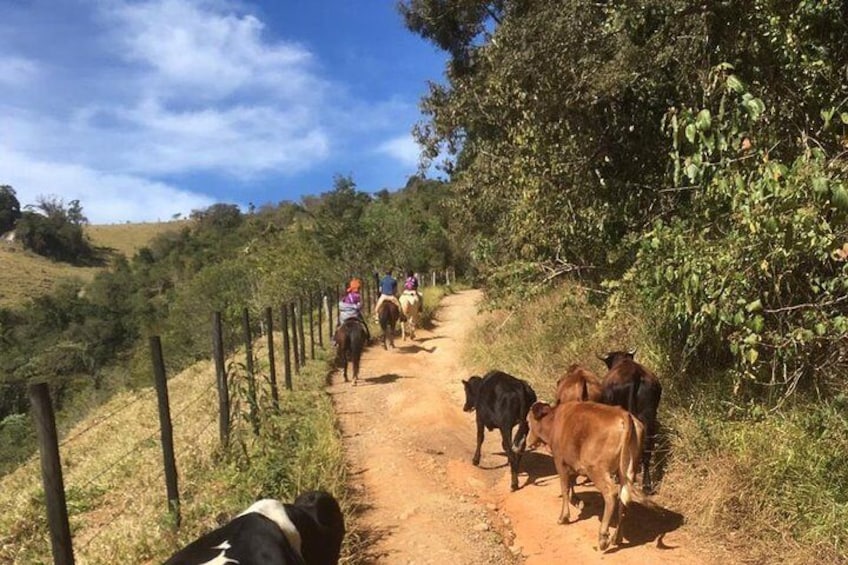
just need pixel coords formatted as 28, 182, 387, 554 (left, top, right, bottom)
401, 1, 848, 561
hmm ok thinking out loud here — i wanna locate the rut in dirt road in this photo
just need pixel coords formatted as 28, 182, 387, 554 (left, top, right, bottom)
329, 290, 714, 565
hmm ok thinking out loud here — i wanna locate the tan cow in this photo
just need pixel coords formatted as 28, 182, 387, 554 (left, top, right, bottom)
526, 400, 652, 551
555, 364, 603, 404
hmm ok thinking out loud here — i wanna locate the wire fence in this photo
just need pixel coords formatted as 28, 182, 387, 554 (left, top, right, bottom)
0, 269, 455, 564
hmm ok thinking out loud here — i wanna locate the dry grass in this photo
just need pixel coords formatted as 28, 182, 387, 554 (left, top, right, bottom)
86, 221, 187, 259
0, 221, 185, 309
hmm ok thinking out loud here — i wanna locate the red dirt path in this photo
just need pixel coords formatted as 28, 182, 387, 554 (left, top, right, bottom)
330, 289, 713, 564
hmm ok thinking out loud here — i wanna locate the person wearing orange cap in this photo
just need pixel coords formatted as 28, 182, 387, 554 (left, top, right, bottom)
335, 277, 369, 344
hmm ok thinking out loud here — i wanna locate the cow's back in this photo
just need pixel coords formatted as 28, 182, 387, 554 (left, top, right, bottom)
602, 359, 660, 421
478, 370, 536, 428
556, 365, 603, 404
550, 402, 630, 473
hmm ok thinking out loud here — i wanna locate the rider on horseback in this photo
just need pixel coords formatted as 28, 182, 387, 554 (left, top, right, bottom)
335, 277, 370, 344
403, 270, 423, 313
374, 269, 406, 322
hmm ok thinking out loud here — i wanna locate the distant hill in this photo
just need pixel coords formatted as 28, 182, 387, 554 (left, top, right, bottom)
0, 221, 187, 309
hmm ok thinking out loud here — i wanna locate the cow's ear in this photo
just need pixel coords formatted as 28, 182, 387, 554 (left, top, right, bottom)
627, 348, 637, 357
531, 402, 551, 419
461, 379, 467, 385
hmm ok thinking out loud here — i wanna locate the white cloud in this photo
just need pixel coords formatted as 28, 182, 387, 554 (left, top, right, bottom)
1, 0, 434, 222
1, 145, 215, 223
100, 0, 322, 102
376, 134, 422, 168
0, 55, 40, 86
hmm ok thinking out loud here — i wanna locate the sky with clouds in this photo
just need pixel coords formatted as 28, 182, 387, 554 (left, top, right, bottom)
0, 0, 447, 223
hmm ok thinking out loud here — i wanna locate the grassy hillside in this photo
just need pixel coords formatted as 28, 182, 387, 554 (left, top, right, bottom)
0, 221, 186, 309
86, 221, 188, 259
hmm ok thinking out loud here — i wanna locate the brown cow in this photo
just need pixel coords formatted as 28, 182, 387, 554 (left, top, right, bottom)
598, 349, 662, 492
555, 364, 603, 404
526, 400, 652, 551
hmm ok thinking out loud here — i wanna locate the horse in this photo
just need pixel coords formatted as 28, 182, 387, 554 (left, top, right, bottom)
335, 319, 367, 385
399, 291, 421, 341
378, 301, 400, 350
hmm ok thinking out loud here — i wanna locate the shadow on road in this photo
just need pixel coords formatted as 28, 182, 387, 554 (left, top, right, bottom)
362, 373, 411, 385
520, 450, 558, 486
346, 497, 393, 563
395, 344, 436, 355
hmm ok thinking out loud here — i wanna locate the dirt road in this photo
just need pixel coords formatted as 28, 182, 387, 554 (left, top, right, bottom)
330, 290, 709, 564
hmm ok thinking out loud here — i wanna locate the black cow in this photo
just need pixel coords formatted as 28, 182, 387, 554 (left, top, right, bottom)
598, 349, 662, 493
462, 370, 537, 491
164, 490, 344, 565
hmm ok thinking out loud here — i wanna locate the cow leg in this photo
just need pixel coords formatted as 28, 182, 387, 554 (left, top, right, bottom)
554, 459, 573, 524
569, 476, 584, 511
342, 351, 349, 382
595, 475, 617, 552
472, 419, 484, 466
500, 425, 520, 491
643, 422, 656, 493
613, 487, 626, 547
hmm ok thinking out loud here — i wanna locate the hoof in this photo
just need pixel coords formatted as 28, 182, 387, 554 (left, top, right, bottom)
598, 533, 611, 552
557, 516, 568, 525
472, 457, 480, 466
510, 483, 519, 492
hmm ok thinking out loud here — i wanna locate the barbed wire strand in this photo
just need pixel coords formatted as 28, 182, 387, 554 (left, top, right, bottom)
59, 388, 157, 448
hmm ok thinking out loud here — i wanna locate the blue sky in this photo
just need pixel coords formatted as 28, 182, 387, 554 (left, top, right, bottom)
0, 0, 447, 223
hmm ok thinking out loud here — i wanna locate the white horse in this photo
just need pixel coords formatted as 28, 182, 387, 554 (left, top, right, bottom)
399, 290, 421, 341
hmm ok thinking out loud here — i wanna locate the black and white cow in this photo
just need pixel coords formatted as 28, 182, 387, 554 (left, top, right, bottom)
462, 370, 537, 491
163, 490, 344, 565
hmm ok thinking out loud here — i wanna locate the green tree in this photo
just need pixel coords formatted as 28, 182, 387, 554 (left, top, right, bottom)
16, 196, 95, 263
0, 185, 21, 233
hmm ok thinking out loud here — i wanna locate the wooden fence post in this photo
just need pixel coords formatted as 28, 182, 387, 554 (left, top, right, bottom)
150, 336, 181, 528
308, 293, 316, 360
297, 296, 306, 365
281, 305, 293, 390
290, 302, 300, 374
362, 277, 371, 316
326, 290, 334, 346
317, 290, 324, 348
211, 312, 229, 447
28, 383, 75, 565
336, 285, 342, 324
264, 306, 279, 409
241, 309, 259, 435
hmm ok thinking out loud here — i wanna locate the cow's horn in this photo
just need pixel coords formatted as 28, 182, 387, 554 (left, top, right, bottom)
596, 352, 610, 361
627, 348, 637, 357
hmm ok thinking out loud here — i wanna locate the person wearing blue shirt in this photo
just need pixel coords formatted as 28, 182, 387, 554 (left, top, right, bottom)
374, 269, 404, 321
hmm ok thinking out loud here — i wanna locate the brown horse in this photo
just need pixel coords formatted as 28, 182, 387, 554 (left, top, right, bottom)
378, 301, 400, 350
335, 319, 367, 385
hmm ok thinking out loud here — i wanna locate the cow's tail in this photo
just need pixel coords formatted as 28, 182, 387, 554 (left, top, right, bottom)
512, 383, 537, 453
618, 414, 658, 509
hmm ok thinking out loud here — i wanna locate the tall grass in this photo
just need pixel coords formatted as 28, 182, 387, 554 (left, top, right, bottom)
464, 281, 848, 564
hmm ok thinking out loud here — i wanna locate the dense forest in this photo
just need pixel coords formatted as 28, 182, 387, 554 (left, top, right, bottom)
402, 0, 848, 397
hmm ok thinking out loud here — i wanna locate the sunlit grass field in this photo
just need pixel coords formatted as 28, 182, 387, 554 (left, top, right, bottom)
0, 221, 186, 308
